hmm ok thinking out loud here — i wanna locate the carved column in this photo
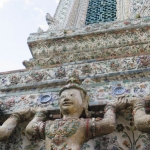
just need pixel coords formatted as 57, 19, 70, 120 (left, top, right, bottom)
75, 0, 90, 28
116, 0, 131, 20
53, 0, 76, 29
66, 0, 81, 28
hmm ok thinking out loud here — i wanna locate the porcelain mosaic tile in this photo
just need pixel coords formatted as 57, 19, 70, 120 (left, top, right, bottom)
24, 42, 150, 68
1, 77, 150, 114
0, 115, 149, 150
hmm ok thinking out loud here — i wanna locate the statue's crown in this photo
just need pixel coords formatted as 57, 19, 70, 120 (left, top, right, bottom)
59, 73, 87, 95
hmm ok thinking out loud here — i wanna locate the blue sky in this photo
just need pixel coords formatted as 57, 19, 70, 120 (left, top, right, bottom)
0, 0, 59, 72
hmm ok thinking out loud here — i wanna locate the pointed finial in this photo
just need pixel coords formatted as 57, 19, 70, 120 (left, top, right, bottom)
59, 72, 86, 96
46, 13, 53, 25
37, 27, 43, 33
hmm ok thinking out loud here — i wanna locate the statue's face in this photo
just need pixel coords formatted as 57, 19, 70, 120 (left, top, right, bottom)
60, 89, 84, 116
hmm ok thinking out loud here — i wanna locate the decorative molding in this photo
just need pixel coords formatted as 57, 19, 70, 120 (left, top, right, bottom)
26, 18, 150, 65
28, 17, 150, 43
23, 42, 150, 68
1, 55, 150, 89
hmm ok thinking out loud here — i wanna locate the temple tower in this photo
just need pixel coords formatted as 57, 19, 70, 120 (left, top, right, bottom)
0, 0, 150, 149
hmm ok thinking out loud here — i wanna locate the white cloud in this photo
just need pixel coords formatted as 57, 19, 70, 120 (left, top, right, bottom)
0, 0, 10, 8
55, 0, 60, 4
34, 7, 45, 16
0, 61, 24, 72
38, 24, 48, 31
25, 0, 33, 5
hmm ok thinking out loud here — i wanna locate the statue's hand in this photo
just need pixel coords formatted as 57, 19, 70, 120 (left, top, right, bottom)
31, 106, 50, 114
112, 97, 128, 112
13, 107, 32, 120
128, 97, 145, 106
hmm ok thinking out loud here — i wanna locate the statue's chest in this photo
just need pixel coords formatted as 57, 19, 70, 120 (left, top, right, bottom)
45, 119, 80, 145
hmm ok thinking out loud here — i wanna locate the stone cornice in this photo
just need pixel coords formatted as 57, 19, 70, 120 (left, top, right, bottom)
23, 42, 150, 68
1, 55, 150, 91
28, 17, 150, 43
1, 76, 150, 115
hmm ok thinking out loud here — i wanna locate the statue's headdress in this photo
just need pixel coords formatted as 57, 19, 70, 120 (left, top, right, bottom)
59, 73, 87, 96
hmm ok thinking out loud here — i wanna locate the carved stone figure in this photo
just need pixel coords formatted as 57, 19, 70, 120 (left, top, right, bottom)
46, 13, 56, 25
26, 74, 126, 150
46, 13, 60, 31
0, 107, 31, 140
129, 96, 150, 133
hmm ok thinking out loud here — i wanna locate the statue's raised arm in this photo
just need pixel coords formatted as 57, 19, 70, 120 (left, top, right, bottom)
25, 107, 48, 140
0, 107, 31, 140
26, 74, 126, 150
129, 96, 150, 133
88, 97, 127, 138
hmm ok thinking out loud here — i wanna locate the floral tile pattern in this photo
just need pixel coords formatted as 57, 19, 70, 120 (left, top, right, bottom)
0, 78, 150, 114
